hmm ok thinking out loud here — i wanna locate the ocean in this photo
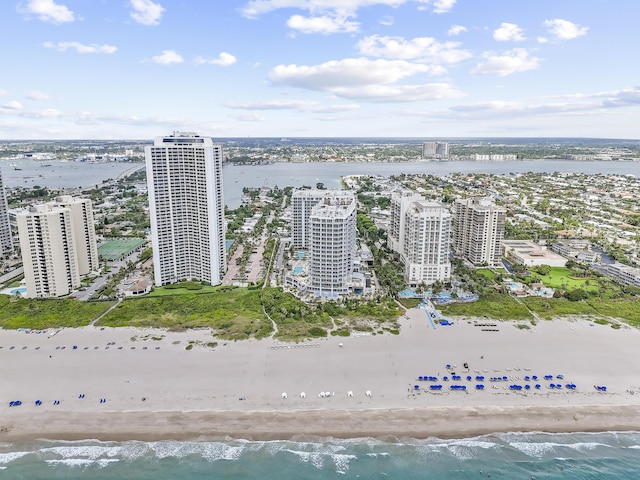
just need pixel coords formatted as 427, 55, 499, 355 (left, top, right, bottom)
1, 432, 639, 478
2, 158, 639, 478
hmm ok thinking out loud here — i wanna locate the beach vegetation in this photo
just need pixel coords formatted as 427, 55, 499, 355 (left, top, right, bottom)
586, 298, 640, 326
398, 298, 422, 308
438, 293, 532, 320
330, 328, 351, 337
521, 297, 598, 320
97, 288, 272, 340
0, 298, 116, 329
308, 326, 328, 337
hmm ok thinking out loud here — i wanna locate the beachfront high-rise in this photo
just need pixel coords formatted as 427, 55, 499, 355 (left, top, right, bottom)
55, 195, 99, 276
389, 191, 451, 286
291, 189, 328, 249
0, 170, 13, 255
308, 191, 357, 296
17, 204, 81, 298
145, 132, 225, 286
452, 197, 506, 266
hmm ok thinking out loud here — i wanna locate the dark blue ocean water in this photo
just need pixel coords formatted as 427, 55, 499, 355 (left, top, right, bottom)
1, 432, 639, 479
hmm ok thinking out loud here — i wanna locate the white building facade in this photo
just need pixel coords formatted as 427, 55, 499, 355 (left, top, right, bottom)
0, 170, 13, 255
55, 195, 99, 275
17, 204, 81, 298
390, 191, 451, 285
291, 189, 329, 249
453, 197, 506, 266
145, 132, 226, 286
422, 141, 449, 160
308, 192, 357, 296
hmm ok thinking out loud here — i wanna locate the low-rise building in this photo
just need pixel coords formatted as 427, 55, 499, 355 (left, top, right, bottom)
551, 240, 601, 263
503, 240, 567, 267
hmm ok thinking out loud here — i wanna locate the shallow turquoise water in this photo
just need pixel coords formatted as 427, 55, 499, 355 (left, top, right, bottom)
1, 432, 639, 479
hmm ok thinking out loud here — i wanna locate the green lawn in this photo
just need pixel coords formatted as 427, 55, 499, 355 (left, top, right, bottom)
476, 269, 497, 279
98, 288, 272, 340
533, 267, 599, 291
0, 298, 116, 329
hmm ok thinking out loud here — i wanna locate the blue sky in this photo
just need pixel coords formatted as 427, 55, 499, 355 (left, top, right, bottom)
1, 0, 639, 139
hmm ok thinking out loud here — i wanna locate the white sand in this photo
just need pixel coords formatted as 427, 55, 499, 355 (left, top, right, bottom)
1, 308, 640, 441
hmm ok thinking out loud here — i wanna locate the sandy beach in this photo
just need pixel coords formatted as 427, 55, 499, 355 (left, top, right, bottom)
1, 308, 640, 441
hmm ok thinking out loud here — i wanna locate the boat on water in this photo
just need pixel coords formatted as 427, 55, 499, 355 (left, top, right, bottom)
9, 162, 22, 170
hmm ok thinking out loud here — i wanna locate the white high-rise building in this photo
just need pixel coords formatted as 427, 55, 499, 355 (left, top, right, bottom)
422, 141, 449, 160
389, 190, 423, 253
390, 191, 451, 285
308, 192, 357, 296
0, 170, 13, 255
55, 195, 99, 275
291, 189, 328, 249
17, 204, 81, 298
452, 197, 506, 266
145, 132, 226, 286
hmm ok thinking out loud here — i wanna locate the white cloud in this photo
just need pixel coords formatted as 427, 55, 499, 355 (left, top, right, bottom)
269, 58, 462, 102
1, 100, 24, 110
471, 48, 540, 77
130, 0, 165, 26
43, 41, 118, 54
150, 50, 184, 65
18, 0, 74, 24
195, 52, 237, 66
226, 99, 360, 113
26, 91, 50, 101
357, 34, 471, 64
543, 19, 588, 40
379, 15, 394, 26
286, 14, 359, 34
447, 24, 466, 36
430, 0, 456, 14
330, 83, 463, 102
270, 58, 438, 90
229, 113, 266, 122
493, 22, 525, 42
241, 0, 455, 18
0, 90, 8, 97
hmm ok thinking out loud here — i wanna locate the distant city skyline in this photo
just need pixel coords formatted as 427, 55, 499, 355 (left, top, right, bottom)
1, 1, 639, 139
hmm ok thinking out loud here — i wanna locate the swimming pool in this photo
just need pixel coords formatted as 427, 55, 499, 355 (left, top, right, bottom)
10, 287, 27, 295
293, 266, 304, 275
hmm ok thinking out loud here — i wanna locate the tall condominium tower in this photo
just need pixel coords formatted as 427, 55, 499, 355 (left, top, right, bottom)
17, 204, 81, 298
0, 170, 13, 255
55, 195, 99, 275
145, 132, 225, 286
422, 141, 449, 160
291, 189, 328, 249
403, 201, 451, 285
308, 192, 357, 296
390, 191, 451, 285
452, 197, 506, 266
389, 190, 424, 253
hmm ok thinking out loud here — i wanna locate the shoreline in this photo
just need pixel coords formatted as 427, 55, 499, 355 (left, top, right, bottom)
4, 405, 640, 442
2, 310, 640, 443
